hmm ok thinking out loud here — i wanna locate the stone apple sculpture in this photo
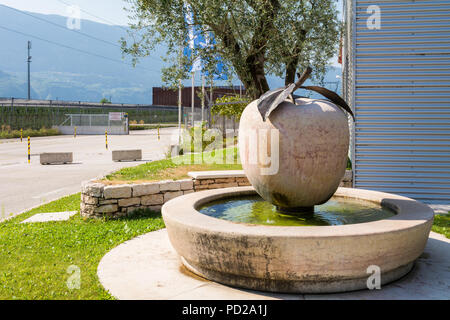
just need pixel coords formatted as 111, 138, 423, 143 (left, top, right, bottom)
239, 67, 355, 211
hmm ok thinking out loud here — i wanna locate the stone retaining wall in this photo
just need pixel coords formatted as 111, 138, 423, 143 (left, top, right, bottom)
81, 170, 353, 218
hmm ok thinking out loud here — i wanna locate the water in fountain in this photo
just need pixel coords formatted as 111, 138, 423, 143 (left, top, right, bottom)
198, 195, 395, 226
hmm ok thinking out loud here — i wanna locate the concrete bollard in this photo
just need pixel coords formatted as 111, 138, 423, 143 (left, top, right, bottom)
112, 150, 142, 162
40, 152, 73, 165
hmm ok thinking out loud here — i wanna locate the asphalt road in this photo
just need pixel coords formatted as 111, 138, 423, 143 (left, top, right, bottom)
0, 128, 178, 219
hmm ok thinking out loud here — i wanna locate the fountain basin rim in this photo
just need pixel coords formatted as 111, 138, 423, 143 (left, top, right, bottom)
161, 186, 434, 293
162, 186, 434, 238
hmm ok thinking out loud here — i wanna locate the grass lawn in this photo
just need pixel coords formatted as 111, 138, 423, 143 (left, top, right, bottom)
0, 193, 164, 299
432, 213, 450, 238
0, 150, 241, 299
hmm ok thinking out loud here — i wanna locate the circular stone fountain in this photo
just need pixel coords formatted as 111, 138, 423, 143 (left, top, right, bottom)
162, 72, 434, 293
162, 186, 433, 293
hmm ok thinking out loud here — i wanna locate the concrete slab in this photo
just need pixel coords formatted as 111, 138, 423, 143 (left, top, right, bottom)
188, 170, 247, 180
21, 211, 78, 223
97, 229, 450, 300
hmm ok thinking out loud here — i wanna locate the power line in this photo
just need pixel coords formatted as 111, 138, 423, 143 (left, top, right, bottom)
2, 4, 164, 64
0, 24, 160, 73
54, 1, 167, 65
55, 0, 128, 30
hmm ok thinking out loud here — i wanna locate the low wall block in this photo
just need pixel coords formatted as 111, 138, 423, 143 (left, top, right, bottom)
40, 152, 73, 165
112, 150, 142, 162
80, 170, 353, 219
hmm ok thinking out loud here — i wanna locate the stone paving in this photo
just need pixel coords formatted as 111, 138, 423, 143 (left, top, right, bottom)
21, 211, 78, 223
97, 229, 450, 300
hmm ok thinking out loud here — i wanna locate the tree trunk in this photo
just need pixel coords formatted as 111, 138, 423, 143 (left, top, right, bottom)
240, 53, 270, 99
284, 31, 306, 86
285, 60, 298, 86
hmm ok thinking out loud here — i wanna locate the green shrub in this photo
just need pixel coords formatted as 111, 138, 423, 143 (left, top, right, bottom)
211, 95, 249, 121
178, 122, 238, 155
180, 122, 215, 153
0, 127, 60, 139
129, 124, 177, 130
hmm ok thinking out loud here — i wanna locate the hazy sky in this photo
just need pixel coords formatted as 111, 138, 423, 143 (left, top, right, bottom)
0, 0, 343, 67
0, 0, 131, 25
0, 0, 343, 27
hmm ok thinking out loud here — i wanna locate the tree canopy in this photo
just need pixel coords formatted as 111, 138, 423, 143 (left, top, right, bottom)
122, 0, 340, 99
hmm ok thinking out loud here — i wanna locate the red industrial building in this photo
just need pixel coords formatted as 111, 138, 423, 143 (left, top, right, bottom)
152, 86, 245, 108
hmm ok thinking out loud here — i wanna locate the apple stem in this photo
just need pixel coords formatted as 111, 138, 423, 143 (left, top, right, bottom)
289, 67, 312, 105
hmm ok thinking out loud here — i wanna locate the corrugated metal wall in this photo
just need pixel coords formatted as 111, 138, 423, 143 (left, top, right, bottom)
343, 0, 356, 166
346, 0, 450, 204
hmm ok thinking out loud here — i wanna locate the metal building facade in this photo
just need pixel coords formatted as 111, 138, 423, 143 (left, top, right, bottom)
343, 0, 450, 204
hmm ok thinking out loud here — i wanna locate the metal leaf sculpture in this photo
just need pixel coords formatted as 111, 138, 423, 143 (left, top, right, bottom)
256, 83, 296, 121
257, 67, 355, 121
298, 85, 355, 121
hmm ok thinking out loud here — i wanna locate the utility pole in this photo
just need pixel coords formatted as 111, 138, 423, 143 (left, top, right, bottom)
191, 71, 195, 128
209, 78, 214, 129
201, 74, 205, 124
178, 77, 182, 142
27, 41, 32, 100
178, 45, 182, 144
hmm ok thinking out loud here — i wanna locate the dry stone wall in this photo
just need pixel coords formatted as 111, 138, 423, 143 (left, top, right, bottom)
81, 170, 352, 218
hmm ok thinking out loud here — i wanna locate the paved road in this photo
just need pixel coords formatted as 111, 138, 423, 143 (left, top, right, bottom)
0, 128, 178, 219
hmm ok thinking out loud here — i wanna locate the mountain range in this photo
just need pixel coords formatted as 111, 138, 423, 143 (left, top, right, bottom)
0, 4, 342, 104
